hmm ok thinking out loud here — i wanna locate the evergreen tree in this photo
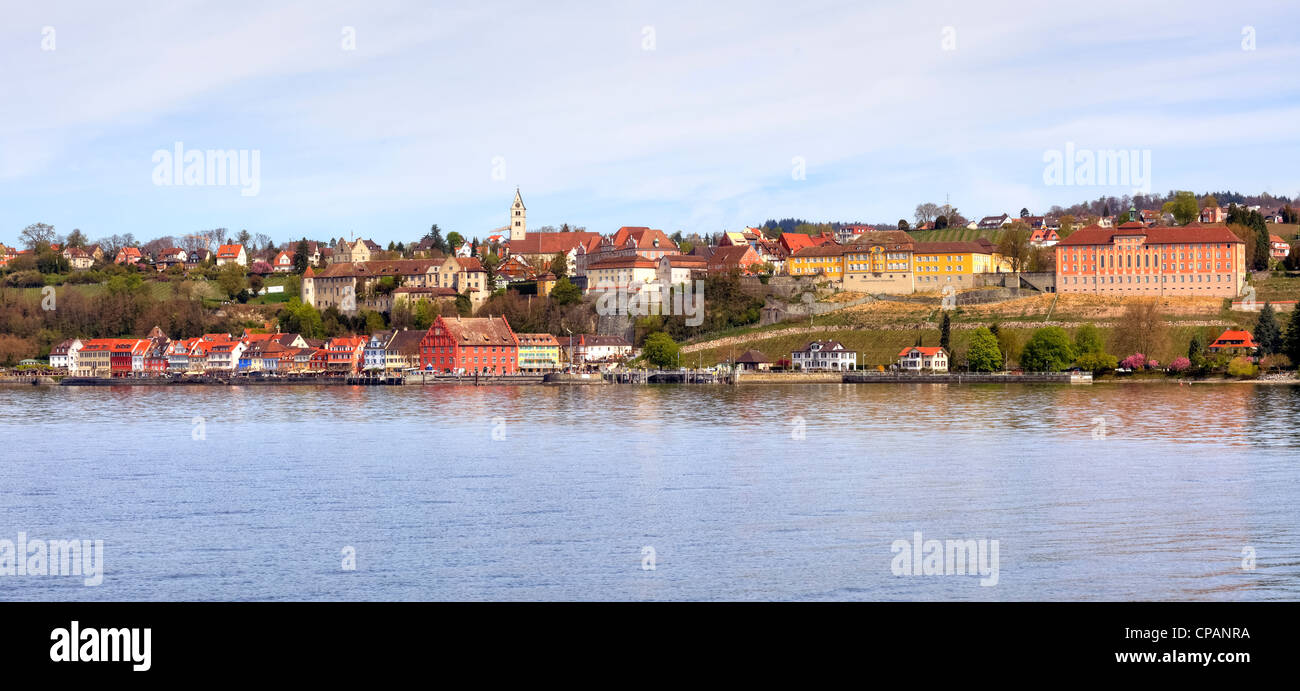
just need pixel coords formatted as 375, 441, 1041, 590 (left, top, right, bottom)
1187, 330, 1206, 370
293, 238, 310, 273
940, 313, 951, 351
1282, 309, 1300, 366
1254, 302, 1281, 355
425, 224, 446, 253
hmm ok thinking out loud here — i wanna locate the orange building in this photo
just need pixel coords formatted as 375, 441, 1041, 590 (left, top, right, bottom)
1055, 222, 1246, 297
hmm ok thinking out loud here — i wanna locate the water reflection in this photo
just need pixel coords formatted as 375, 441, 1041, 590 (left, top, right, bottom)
1, 383, 1297, 601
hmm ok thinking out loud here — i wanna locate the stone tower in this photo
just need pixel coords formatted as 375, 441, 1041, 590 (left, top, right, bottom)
510, 188, 527, 241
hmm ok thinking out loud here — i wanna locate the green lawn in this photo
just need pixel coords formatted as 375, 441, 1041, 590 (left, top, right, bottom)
907, 228, 1005, 244
1245, 274, 1300, 303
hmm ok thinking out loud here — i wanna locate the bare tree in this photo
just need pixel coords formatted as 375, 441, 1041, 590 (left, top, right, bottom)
19, 222, 57, 249
914, 203, 940, 227
996, 221, 1032, 272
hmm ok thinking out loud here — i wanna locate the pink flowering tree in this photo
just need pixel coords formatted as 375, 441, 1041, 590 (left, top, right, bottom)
1169, 357, 1191, 373
1146, 359, 1159, 369
1120, 353, 1146, 370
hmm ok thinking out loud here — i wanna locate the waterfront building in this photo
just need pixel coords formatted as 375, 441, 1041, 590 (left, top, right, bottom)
325, 336, 367, 373
363, 331, 396, 371
516, 333, 561, 373
383, 330, 425, 372
897, 346, 949, 372
735, 349, 771, 371
418, 315, 519, 374
50, 338, 83, 372
791, 340, 857, 371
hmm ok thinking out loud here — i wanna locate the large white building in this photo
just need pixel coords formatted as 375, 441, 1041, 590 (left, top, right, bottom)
792, 341, 857, 370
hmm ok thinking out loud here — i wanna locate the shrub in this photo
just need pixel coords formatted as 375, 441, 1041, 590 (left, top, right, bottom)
1227, 356, 1257, 378
1120, 353, 1146, 370
1168, 357, 1191, 373
4, 270, 44, 287
1075, 351, 1118, 374
1259, 354, 1291, 371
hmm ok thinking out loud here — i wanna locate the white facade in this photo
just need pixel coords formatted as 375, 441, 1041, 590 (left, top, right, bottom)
792, 341, 857, 370
897, 347, 949, 372
50, 339, 83, 371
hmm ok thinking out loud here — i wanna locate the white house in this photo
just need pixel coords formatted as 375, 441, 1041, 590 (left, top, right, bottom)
204, 341, 247, 371
897, 346, 949, 372
49, 338, 83, 371
215, 244, 248, 267
792, 340, 857, 370
363, 331, 395, 371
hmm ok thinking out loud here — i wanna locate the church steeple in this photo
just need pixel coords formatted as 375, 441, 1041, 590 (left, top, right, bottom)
510, 188, 527, 241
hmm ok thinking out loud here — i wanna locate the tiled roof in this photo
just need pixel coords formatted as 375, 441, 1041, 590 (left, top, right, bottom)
1055, 224, 1244, 247
384, 330, 425, 354
899, 346, 947, 357
792, 244, 848, 258
1209, 330, 1257, 349
312, 259, 442, 278
587, 256, 659, 270
507, 231, 602, 255
516, 333, 560, 346
434, 316, 517, 347
849, 231, 914, 249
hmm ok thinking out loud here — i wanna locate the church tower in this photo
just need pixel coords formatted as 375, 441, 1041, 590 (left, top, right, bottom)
510, 188, 527, 241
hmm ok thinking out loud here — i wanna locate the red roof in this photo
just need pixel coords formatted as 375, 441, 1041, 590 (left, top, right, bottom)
506, 231, 602, 255
1056, 224, 1244, 247
898, 347, 947, 357
216, 244, 244, 258
779, 232, 836, 254
1208, 330, 1257, 349
587, 256, 658, 270
610, 227, 675, 250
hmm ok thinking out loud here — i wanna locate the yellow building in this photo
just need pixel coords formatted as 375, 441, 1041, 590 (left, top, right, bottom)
787, 245, 845, 278
842, 231, 915, 294
911, 239, 1009, 290
516, 333, 561, 373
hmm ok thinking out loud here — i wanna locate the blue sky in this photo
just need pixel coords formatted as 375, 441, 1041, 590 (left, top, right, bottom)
2, 0, 1297, 247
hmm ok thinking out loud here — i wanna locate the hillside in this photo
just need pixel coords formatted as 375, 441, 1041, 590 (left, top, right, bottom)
682, 293, 1279, 369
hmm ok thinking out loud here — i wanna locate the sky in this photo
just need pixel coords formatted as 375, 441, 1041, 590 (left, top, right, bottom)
1, 0, 1298, 247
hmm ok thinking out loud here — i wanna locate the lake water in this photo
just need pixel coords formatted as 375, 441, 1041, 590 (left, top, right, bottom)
2, 382, 1298, 601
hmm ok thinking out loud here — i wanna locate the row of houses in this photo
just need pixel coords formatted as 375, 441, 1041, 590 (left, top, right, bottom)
49, 317, 635, 378
301, 256, 492, 314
